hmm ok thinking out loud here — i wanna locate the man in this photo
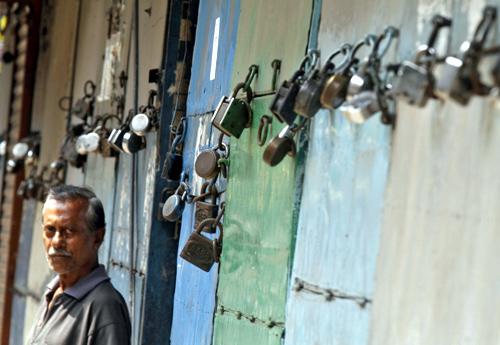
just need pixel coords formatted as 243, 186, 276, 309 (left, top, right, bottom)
27, 185, 131, 345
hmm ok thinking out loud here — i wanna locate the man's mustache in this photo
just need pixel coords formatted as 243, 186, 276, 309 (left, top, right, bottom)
48, 247, 72, 257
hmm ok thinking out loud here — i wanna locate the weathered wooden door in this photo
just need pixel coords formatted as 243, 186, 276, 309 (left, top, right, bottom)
283, 1, 403, 344
212, 1, 312, 344
170, 1, 240, 344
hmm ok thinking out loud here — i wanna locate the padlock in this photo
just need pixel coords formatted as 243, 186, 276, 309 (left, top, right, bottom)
435, 6, 496, 105
131, 90, 159, 136
157, 188, 172, 221
92, 114, 121, 158
12, 142, 29, 159
71, 80, 96, 120
294, 46, 351, 118
391, 15, 452, 107
180, 218, 223, 272
162, 182, 188, 222
107, 124, 129, 153
161, 134, 184, 181
6, 159, 22, 173
269, 51, 320, 124
75, 131, 100, 155
122, 131, 147, 154
194, 142, 229, 179
339, 91, 380, 124
263, 125, 297, 167
320, 38, 375, 109
269, 70, 304, 125
347, 29, 399, 102
194, 183, 219, 232
61, 123, 88, 168
211, 82, 252, 138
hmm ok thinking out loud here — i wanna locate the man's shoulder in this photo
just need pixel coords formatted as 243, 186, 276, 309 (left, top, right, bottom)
79, 280, 131, 332
84, 280, 127, 308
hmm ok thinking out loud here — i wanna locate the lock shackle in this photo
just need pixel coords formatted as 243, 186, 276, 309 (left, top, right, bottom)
372, 26, 399, 61
231, 82, 253, 103
427, 14, 452, 48
257, 115, 273, 146
347, 35, 376, 69
298, 49, 320, 75
196, 218, 223, 241
100, 114, 122, 130
243, 65, 259, 90
325, 43, 352, 74
169, 117, 187, 154
159, 187, 172, 202
472, 6, 497, 48
84, 80, 96, 98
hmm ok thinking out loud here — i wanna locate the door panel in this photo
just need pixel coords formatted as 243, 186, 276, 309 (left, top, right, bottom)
212, 2, 313, 342
170, 1, 240, 344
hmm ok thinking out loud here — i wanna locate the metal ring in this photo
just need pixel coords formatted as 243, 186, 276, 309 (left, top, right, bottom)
257, 115, 272, 146
58, 96, 72, 112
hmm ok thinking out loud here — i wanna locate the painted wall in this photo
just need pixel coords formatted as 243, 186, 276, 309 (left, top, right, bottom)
370, 1, 500, 345
170, 1, 240, 344
212, 1, 313, 344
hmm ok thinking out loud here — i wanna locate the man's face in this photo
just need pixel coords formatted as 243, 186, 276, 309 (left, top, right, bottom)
42, 197, 103, 277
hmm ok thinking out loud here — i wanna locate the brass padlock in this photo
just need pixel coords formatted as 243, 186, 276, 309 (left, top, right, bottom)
180, 218, 223, 272
263, 124, 298, 167
162, 182, 189, 222
320, 37, 376, 109
194, 183, 219, 232
211, 82, 253, 138
194, 142, 229, 180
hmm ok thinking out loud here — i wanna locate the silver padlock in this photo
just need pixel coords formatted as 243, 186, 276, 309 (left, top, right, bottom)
435, 7, 496, 104
339, 91, 380, 124
162, 182, 189, 222
131, 90, 159, 136
75, 130, 100, 155
12, 142, 29, 159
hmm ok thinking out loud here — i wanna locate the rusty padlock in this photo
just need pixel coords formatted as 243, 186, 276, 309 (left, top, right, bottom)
180, 217, 223, 272
194, 138, 229, 180
193, 182, 219, 232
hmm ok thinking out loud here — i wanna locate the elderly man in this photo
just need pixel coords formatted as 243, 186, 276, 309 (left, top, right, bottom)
27, 185, 131, 345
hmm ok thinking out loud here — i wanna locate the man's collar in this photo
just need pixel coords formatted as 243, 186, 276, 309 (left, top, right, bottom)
45, 265, 110, 300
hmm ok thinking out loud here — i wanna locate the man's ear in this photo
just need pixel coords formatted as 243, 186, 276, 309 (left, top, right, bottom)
94, 228, 105, 248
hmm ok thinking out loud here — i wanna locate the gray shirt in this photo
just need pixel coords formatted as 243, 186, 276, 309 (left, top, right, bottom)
27, 265, 131, 345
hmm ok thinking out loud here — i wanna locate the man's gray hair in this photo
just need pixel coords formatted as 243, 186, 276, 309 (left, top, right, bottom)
45, 185, 106, 232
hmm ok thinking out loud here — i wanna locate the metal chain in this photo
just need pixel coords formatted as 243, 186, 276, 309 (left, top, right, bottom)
217, 305, 285, 329
293, 277, 372, 309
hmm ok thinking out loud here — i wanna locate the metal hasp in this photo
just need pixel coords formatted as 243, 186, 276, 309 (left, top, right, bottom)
212, 0, 313, 344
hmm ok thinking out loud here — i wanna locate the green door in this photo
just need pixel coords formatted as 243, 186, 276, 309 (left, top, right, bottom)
212, 1, 313, 344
